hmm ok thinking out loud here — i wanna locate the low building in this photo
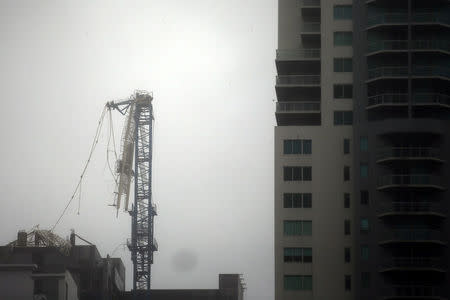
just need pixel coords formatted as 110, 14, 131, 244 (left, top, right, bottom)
0, 229, 125, 300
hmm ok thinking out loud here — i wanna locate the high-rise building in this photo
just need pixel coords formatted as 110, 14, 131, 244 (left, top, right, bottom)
274, 1, 450, 300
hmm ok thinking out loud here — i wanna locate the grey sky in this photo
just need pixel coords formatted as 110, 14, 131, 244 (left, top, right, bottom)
0, 1, 276, 300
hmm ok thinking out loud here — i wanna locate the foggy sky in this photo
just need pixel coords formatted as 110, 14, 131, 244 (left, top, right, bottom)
0, 1, 276, 300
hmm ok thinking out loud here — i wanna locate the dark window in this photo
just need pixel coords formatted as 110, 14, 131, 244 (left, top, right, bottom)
360, 136, 368, 151
285, 167, 310, 181
334, 5, 352, 19
284, 140, 293, 154
344, 139, 350, 154
303, 193, 312, 208
361, 272, 370, 288
303, 248, 312, 263
361, 245, 369, 260
344, 166, 350, 181
283, 193, 292, 208
293, 167, 302, 180
361, 218, 369, 233
345, 247, 351, 263
345, 220, 351, 235
284, 248, 313, 263
361, 190, 369, 205
283, 139, 312, 154
293, 193, 302, 208
303, 167, 312, 181
284, 276, 312, 290
334, 111, 353, 125
345, 275, 351, 291
284, 167, 292, 181
284, 221, 312, 236
334, 84, 353, 99
344, 193, 350, 208
360, 163, 368, 177
334, 32, 353, 46
334, 58, 353, 72
303, 140, 312, 154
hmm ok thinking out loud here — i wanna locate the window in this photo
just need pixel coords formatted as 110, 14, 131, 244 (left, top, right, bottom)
345, 275, 351, 291
334, 32, 353, 46
344, 139, 350, 154
361, 218, 369, 233
345, 220, 351, 235
284, 166, 312, 181
334, 84, 353, 99
360, 136, 368, 151
344, 166, 350, 181
284, 248, 313, 263
344, 193, 350, 208
334, 58, 353, 72
360, 163, 368, 177
284, 275, 313, 291
345, 247, 351, 263
284, 139, 312, 154
283, 193, 312, 208
361, 272, 370, 288
361, 190, 369, 205
334, 111, 353, 125
284, 220, 312, 236
334, 5, 352, 20
361, 245, 369, 260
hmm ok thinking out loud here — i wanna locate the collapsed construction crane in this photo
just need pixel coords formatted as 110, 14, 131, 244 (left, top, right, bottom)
106, 90, 157, 290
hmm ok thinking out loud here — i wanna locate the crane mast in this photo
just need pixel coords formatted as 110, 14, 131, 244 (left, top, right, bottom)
107, 91, 157, 290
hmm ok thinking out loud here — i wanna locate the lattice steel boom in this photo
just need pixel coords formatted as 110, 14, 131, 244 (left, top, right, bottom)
107, 90, 157, 290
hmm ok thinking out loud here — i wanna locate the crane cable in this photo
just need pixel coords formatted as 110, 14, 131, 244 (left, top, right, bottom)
51, 105, 108, 232
106, 108, 119, 196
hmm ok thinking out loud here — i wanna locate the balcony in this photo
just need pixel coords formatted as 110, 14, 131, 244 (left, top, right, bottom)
377, 175, 446, 190
276, 102, 321, 126
367, 13, 450, 29
367, 13, 408, 28
367, 67, 408, 81
367, 40, 450, 55
367, 94, 408, 109
413, 93, 450, 108
379, 229, 447, 245
367, 66, 450, 82
413, 66, 450, 79
276, 49, 320, 61
301, 22, 320, 35
276, 75, 320, 86
381, 285, 446, 300
378, 201, 446, 218
301, 0, 320, 7
376, 147, 444, 163
380, 257, 446, 273
412, 13, 450, 26
276, 101, 320, 113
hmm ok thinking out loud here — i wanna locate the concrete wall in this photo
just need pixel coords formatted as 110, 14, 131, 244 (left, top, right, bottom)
0, 265, 35, 300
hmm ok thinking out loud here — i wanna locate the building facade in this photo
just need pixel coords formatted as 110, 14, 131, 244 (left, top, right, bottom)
274, 0, 449, 300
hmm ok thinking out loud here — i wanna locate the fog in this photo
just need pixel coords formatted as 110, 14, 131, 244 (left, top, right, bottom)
0, 1, 276, 300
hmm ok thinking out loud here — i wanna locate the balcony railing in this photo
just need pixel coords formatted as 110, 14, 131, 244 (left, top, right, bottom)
367, 13, 450, 27
367, 94, 408, 107
367, 67, 408, 79
367, 66, 450, 80
367, 13, 408, 27
276, 102, 320, 113
413, 93, 450, 106
367, 40, 408, 53
301, 22, 320, 32
382, 285, 444, 298
276, 75, 320, 85
376, 147, 442, 161
381, 229, 445, 242
301, 0, 320, 6
413, 13, 450, 25
377, 174, 445, 189
378, 202, 446, 216
381, 257, 446, 269
276, 49, 321, 60
413, 40, 450, 52
413, 66, 450, 78
367, 40, 450, 53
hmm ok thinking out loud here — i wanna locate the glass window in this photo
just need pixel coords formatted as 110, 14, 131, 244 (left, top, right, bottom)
303, 276, 313, 290
293, 193, 302, 208
284, 221, 302, 235
361, 190, 369, 205
334, 84, 353, 99
293, 167, 302, 181
284, 167, 292, 181
343, 111, 353, 124
293, 140, 302, 154
334, 32, 353, 46
302, 221, 312, 236
334, 58, 353, 72
360, 136, 368, 151
360, 164, 368, 177
361, 218, 369, 233
283, 193, 293, 208
334, 5, 352, 20
303, 248, 312, 263
284, 248, 302, 263
344, 193, 350, 208
345, 220, 351, 235
361, 272, 370, 288
344, 139, 350, 154
345, 275, 351, 291
303, 193, 312, 208
303, 167, 312, 181
344, 166, 350, 181
303, 139, 312, 154
334, 111, 353, 125
345, 247, 351, 263
284, 276, 312, 291
361, 245, 369, 260
283, 140, 293, 154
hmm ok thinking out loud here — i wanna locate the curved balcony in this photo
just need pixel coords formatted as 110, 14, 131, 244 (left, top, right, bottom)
377, 202, 446, 218
367, 66, 450, 82
367, 94, 408, 109
413, 66, 450, 79
367, 40, 450, 55
412, 13, 450, 26
276, 75, 320, 86
367, 13, 450, 29
413, 93, 450, 108
380, 257, 446, 273
367, 67, 408, 81
379, 229, 446, 245
381, 285, 446, 300
276, 49, 321, 61
367, 13, 408, 28
377, 175, 446, 190
376, 147, 444, 163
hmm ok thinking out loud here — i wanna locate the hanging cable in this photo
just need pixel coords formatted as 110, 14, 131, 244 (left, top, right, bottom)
51, 106, 107, 232
106, 108, 119, 209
